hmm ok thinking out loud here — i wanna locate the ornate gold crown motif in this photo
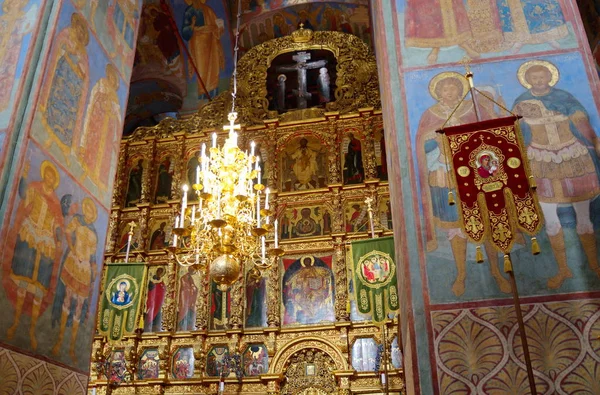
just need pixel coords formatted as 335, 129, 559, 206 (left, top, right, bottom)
291, 24, 313, 43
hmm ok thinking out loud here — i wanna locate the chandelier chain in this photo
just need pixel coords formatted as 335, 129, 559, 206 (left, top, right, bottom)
231, 0, 243, 114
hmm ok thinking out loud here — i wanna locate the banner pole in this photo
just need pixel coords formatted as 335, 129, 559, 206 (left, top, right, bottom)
506, 260, 537, 395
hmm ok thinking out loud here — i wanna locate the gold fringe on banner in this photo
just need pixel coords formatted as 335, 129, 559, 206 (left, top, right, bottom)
531, 237, 541, 255
528, 175, 537, 190
475, 245, 484, 263
448, 191, 456, 206
503, 254, 513, 273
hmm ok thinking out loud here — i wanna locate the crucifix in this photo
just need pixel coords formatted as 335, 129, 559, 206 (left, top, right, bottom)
276, 51, 327, 109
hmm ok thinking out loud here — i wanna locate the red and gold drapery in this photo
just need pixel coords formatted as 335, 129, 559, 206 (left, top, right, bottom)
440, 116, 543, 254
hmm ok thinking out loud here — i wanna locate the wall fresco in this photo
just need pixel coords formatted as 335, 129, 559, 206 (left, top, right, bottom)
0, 142, 108, 370
239, 2, 371, 52
373, 0, 600, 392
432, 299, 600, 393
405, 52, 600, 303
396, 0, 579, 68
70, 0, 141, 79
0, 0, 42, 165
29, 1, 130, 209
169, 0, 234, 114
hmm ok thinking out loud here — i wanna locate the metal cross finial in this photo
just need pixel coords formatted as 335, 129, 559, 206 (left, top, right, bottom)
127, 221, 137, 236
459, 56, 472, 74
224, 112, 241, 134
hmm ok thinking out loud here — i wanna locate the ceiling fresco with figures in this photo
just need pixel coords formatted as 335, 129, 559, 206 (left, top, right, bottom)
124, 0, 370, 135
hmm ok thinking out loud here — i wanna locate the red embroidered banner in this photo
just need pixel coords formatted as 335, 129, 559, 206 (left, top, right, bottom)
441, 116, 543, 253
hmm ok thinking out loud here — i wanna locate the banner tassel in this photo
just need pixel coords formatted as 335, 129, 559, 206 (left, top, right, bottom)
475, 245, 484, 263
448, 191, 456, 206
503, 254, 513, 273
531, 237, 541, 255
528, 175, 537, 190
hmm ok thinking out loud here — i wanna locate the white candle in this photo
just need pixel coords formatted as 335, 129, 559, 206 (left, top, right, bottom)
256, 192, 261, 226
261, 236, 266, 260
258, 169, 262, 186
181, 185, 188, 225
274, 219, 279, 247
201, 142, 206, 159
196, 165, 200, 185
265, 188, 270, 209
173, 217, 179, 246
212, 132, 217, 148
191, 205, 196, 223
251, 141, 256, 156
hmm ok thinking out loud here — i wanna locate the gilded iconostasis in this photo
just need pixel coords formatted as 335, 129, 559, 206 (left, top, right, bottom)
89, 28, 403, 395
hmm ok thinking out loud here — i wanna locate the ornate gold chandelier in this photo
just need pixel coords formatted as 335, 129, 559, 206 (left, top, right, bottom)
170, 112, 283, 286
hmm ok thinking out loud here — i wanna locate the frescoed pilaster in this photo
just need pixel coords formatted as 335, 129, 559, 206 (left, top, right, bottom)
0, 1, 142, 393
371, 0, 600, 393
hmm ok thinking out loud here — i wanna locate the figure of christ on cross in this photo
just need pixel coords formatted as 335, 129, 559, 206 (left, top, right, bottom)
276, 51, 327, 109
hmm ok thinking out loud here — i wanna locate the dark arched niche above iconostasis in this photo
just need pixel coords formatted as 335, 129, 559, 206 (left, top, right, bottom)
267, 49, 338, 114
123, 2, 186, 136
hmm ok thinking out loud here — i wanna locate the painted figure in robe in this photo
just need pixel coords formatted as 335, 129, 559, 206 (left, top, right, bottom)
150, 222, 168, 250
344, 133, 364, 184
126, 159, 144, 207
38, 13, 90, 158
79, 63, 122, 190
177, 267, 198, 331
404, 0, 479, 64
155, 157, 173, 203
416, 72, 510, 297
497, 0, 568, 53
282, 256, 334, 325
144, 267, 166, 332
0, 0, 38, 114
182, 0, 225, 97
50, 196, 98, 360
245, 269, 266, 328
513, 60, 600, 288
210, 280, 230, 329
292, 208, 321, 238
4, 160, 63, 350
290, 137, 319, 190
243, 345, 268, 376
138, 349, 160, 379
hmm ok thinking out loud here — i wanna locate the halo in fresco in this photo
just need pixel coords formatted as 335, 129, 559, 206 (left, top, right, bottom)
517, 60, 560, 89
428, 71, 469, 101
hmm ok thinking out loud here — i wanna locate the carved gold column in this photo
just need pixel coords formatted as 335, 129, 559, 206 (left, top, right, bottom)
331, 187, 344, 233
228, 276, 244, 330
138, 142, 154, 205
195, 268, 209, 331
112, 143, 128, 208
360, 108, 378, 180
326, 112, 342, 184
333, 237, 350, 322
193, 335, 206, 378
161, 261, 178, 332
170, 136, 186, 201
266, 259, 281, 328
105, 209, 120, 254
137, 204, 150, 251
